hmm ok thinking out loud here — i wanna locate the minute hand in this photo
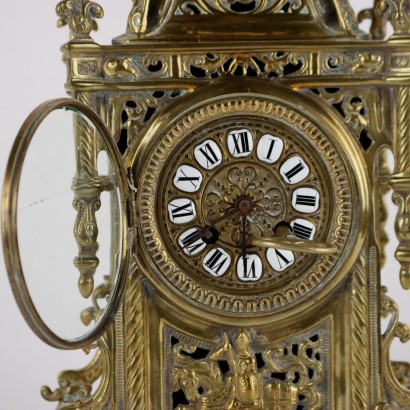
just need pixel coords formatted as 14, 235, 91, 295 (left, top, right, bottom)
252, 236, 337, 255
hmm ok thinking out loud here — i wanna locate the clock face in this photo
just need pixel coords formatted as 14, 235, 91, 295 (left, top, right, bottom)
136, 91, 363, 316
162, 119, 330, 289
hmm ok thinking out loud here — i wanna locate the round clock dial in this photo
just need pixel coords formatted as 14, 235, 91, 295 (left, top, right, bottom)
162, 119, 330, 290
134, 86, 366, 316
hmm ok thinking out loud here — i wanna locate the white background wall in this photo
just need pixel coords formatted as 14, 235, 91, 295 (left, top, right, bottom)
0, 1, 405, 409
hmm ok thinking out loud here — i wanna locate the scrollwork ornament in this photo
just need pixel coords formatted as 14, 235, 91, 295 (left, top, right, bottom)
127, 0, 147, 33
358, 0, 391, 39
312, 88, 370, 141
181, 52, 308, 78
56, 0, 104, 41
175, 0, 306, 15
352, 53, 384, 74
172, 329, 323, 409
376, 0, 410, 38
41, 338, 111, 409
381, 287, 410, 408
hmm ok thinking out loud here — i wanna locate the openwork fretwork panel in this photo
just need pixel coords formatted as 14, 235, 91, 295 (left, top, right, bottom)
164, 320, 331, 410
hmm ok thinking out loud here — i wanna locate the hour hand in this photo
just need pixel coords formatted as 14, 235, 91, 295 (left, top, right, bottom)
179, 226, 219, 252
252, 236, 337, 255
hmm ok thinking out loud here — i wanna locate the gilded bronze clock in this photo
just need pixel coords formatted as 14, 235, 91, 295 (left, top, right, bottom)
4, 0, 410, 408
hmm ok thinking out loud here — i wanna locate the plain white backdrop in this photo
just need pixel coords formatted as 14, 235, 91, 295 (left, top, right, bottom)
0, 1, 406, 409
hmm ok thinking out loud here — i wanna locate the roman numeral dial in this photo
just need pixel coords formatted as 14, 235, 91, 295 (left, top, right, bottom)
138, 95, 356, 313
159, 119, 332, 292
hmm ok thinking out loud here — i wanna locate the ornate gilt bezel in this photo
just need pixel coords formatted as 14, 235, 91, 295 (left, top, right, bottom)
128, 80, 369, 323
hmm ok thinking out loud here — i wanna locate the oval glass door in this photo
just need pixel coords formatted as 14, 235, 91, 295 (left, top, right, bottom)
2, 99, 129, 349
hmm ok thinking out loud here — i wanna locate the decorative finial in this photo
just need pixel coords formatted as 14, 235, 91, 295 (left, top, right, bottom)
56, 0, 104, 42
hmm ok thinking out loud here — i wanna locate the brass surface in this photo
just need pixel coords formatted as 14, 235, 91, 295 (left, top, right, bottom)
3, 0, 410, 409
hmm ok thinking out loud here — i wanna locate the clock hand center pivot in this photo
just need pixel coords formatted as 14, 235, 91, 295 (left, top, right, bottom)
234, 195, 254, 216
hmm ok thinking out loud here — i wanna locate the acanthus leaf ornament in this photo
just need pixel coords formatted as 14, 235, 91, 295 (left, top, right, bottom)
56, 0, 104, 41
41, 338, 111, 409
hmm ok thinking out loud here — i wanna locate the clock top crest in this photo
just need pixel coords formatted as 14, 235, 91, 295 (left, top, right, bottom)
114, 0, 364, 41
4, 0, 410, 409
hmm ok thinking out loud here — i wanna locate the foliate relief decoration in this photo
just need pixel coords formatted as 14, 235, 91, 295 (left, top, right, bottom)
56, 0, 104, 40
180, 52, 309, 79
41, 339, 111, 409
321, 52, 384, 76
103, 55, 170, 80
139, 98, 352, 313
115, 90, 188, 155
174, 0, 308, 15
350, 252, 370, 408
125, 268, 145, 410
203, 165, 286, 244
358, 0, 391, 39
381, 287, 410, 408
376, 0, 410, 38
310, 88, 373, 151
168, 322, 330, 409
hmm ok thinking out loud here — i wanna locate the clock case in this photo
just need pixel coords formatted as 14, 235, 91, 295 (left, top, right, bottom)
3, 0, 410, 408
